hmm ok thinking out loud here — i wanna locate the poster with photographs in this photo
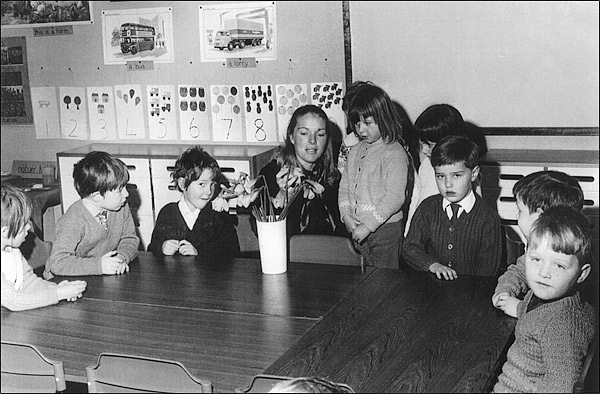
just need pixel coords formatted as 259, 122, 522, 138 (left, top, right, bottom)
178, 84, 210, 141
102, 7, 174, 65
198, 2, 276, 62
0, 1, 93, 28
1, 36, 33, 124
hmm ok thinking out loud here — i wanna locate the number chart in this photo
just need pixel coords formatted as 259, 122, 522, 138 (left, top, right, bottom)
178, 84, 209, 141
87, 87, 117, 141
243, 84, 277, 143
275, 84, 308, 140
31, 86, 61, 140
59, 86, 88, 140
310, 81, 346, 134
210, 84, 243, 142
146, 85, 177, 140
114, 84, 145, 139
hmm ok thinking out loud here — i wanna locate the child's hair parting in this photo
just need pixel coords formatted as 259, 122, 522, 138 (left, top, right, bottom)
1, 184, 33, 239
173, 145, 221, 192
414, 103, 464, 144
73, 151, 129, 198
430, 134, 479, 170
343, 81, 404, 144
276, 104, 339, 186
528, 205, 593, 268
513, 170, 584, 213
269, 376, 355, 393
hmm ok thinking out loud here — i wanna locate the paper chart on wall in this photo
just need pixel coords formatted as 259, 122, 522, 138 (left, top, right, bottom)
210, 85, 243, 142
114, 84, 145, 139
31, 87, 61, 140
87, 87, 117, 141
178, 84, 209, 141
147, 85, 177, 140
243, 84, 277, 143
310, 82, 345, 136
59, 87, 88, 140
275, 84, 308, 140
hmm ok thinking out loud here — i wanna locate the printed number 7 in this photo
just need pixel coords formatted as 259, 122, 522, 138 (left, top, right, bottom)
223, 118, 232, 140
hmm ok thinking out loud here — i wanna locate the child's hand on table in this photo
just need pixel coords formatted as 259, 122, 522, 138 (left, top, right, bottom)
429, 262, 458, 280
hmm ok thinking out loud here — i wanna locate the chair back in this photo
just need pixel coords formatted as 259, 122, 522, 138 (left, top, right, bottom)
505, 233, 525, 268
235, 374, 291, 393
289, 234, 366, 272
86, 353, 212, 393
20, 231, 52, 270
1, 340, 66, 393
574, 325, 599, 393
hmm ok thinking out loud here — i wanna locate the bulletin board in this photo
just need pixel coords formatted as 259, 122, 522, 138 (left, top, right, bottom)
1, 1, 346, 144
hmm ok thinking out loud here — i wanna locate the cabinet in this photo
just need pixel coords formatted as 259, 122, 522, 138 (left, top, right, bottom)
480, 150, 599, 263
57, 144, 277, 249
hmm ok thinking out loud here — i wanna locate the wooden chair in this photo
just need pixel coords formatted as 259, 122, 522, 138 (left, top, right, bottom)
235, 374, 291, 393
85, 353, 212, 393
289, 234, 366, 272
1, 340, 66, 393
574, 327, 599, 393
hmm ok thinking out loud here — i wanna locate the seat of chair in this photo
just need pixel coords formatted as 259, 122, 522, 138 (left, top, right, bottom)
1, 340, 66, 393
289, 234, 365, 271
235, 374, 291, 393
86, 352, 212, 393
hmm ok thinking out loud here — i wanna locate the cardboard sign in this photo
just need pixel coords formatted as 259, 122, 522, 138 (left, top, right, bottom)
11, 161, 56, 179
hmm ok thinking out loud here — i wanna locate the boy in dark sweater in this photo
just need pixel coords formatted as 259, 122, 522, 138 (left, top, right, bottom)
402, 134, 502, 279
147, 146, 240, 257
492, 206, 596, 392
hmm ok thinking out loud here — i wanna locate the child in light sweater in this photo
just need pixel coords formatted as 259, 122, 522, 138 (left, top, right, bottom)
2, 184, 86, 311
44, 151, 139, 278
492, 206, 596, 393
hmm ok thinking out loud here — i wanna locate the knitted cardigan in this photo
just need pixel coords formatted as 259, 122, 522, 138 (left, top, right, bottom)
147, 202, 240, 257
402, 193, 503, 276
2, 248, 59, 311
495, 254, 529, 296
44, 199, 139, 278
338, 138, 409, 232
494, 290, 596, 393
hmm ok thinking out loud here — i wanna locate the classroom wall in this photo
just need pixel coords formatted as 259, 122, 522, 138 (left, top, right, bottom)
349, 1, 599, 150
1, 1, 346, 172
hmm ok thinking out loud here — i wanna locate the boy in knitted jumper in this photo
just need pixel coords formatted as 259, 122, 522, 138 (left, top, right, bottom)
492, 206, 596, 393
402, 134, 502, 279
44, 151, 139, 279
492, 170, 585, 317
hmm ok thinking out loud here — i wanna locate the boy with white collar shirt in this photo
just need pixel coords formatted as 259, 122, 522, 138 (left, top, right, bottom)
402, 134, 503, 279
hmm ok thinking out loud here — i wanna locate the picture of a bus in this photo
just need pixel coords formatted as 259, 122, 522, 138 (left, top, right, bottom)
120, 23, 155, 55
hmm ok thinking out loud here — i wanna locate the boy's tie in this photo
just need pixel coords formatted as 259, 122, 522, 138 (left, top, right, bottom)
97, 211, 108, 230
450, 203, 461, 222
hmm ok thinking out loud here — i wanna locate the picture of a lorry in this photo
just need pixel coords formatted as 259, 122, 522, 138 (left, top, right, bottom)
214, 17, 266, 51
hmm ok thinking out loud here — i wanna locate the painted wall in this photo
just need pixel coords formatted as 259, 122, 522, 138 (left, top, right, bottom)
1, 1, 346, 171
350, 1, 599, 149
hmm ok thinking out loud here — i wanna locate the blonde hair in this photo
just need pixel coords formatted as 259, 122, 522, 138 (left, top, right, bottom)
1, 184, 32, 239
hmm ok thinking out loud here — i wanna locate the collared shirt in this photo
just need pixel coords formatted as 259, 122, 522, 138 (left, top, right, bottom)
442, 189, 476, 220
178, 197, 200, 230
82, 198, 106, 226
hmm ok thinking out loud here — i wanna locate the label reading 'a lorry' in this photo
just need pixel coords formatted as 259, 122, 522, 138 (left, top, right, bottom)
226, 58, 257, 68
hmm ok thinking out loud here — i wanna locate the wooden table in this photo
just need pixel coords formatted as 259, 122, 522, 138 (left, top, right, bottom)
264, 268, 517, 393
1, 252, 368, 392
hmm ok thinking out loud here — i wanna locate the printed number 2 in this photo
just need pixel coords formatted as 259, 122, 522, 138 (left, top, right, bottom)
68, 119, 78, 137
